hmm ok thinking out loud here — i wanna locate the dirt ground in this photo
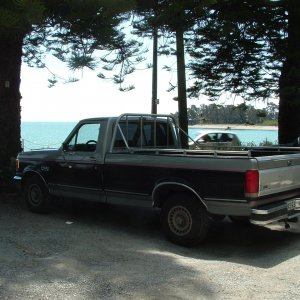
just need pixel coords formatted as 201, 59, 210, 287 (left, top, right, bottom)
0, 192, 299, 300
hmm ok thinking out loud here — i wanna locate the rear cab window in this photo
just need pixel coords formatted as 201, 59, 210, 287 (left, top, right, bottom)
113, 117, 179, 150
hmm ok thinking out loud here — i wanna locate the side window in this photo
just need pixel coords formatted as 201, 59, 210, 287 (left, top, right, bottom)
227, 134, 234, 141
218, 133, 233, 142
66, 123, 101, 152
202, 134, 213, 142
200, 134, 209, 142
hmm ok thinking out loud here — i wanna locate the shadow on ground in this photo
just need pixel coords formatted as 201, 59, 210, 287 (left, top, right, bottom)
37, 195, 300, 267
1, 192, 300, 298
1, 193, 299, 266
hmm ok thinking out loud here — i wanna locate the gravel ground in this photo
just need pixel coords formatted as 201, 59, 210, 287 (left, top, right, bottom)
0, 192, 299, 300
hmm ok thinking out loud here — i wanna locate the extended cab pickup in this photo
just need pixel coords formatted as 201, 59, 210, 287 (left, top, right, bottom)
14, 114, 300, 246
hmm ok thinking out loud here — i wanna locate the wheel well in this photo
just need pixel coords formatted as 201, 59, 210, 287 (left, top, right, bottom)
152, 183, 206, 209
21, 172, 45, 191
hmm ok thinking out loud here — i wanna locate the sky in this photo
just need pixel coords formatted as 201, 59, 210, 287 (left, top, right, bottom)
20, 54, 189, 122
20, 53, 276, 122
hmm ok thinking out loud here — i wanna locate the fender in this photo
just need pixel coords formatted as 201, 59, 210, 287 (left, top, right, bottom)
152, 181, 207, 209
21, 168, 49, 192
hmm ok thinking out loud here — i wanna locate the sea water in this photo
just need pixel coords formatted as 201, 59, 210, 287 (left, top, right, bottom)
21, 122, 76, 151
21, 122, 278, 151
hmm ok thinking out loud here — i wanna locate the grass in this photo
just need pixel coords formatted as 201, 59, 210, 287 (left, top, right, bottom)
260, 120, 278, 126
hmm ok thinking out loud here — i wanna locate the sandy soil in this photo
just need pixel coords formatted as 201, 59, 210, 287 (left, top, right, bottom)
0, 192, 299, 299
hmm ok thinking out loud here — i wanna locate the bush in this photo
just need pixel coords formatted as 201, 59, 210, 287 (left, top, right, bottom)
259, 139, 276, 146
260, 120, 278, 126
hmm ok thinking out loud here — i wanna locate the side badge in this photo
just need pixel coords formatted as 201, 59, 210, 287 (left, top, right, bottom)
41, 166, 50, 172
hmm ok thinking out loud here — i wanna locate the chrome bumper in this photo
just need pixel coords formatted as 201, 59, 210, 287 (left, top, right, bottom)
250, 198, 300, 225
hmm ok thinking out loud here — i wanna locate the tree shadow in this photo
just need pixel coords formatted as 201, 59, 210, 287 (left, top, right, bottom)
1, 194, 300, 298
52, 199, 300, 269
0, 194, 216, 299
188, 219, 300, 268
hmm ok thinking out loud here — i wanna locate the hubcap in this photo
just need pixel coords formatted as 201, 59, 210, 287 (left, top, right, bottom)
28, 184, 42, 206
168, 205, 192, 236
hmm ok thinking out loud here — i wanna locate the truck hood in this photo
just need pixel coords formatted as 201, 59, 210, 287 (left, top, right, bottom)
18, 149, 61, 160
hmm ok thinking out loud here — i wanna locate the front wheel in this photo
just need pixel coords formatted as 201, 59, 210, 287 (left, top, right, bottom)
24, 176, 52, 213
161, 194, 210, 247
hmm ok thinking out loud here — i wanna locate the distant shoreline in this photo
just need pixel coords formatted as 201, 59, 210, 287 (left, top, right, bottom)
189, 124, 278, 131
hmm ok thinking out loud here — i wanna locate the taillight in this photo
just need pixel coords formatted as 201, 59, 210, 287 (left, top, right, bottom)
245, 170, 259, 197
16, 159, 19, 171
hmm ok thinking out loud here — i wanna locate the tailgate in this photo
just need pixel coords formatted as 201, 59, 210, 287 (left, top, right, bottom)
256, 153, 300, 197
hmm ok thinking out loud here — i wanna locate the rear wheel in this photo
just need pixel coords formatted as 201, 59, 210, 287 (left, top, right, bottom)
24, 176, 52, 213
161, 193, 210, 246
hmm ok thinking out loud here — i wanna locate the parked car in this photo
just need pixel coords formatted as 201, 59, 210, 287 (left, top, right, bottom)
189, 130, 241, 149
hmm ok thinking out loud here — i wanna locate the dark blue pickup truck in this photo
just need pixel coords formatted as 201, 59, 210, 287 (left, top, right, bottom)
14, 114, 300, 246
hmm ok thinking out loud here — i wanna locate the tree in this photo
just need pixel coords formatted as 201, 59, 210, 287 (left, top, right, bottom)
0, 0, 136, 169
0, 0, 43, 171
134, 0, 216, 148
185, 103, 277, 125
188, 0, 299, 144
278, 0, 300, 143
134, 0, 160, 114
188, 1, 284, 100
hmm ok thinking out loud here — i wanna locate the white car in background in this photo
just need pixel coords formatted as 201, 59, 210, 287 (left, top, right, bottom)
189, 130, 241, 149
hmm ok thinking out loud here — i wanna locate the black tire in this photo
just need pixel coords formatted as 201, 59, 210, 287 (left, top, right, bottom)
24, 176, 52, 213
161, 193, 210, 247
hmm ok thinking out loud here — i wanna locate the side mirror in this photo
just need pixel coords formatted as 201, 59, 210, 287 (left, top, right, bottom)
62, 143, 68, 151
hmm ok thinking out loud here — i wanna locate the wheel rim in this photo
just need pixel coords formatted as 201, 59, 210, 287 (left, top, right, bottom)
168, 205, 192, 236
28, 184, 43, 206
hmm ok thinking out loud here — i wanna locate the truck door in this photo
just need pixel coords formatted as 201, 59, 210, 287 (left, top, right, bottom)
55, 121, 105, 202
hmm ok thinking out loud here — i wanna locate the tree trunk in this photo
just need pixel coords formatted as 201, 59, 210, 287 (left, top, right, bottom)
278, 0, 300, 144
0, 33, 23, 169
151, 26, 158, 114
176, 28, 188, 148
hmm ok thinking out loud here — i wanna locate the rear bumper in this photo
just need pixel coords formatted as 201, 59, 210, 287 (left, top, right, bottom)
250, 198, 300, 225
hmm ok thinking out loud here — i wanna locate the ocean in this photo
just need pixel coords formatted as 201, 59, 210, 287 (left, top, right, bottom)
21, 122, 278, 151
21, 122, 77, 151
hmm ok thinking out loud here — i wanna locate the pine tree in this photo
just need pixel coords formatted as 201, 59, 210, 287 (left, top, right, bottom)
188, 0, 300, 144
135, 0, 215, 148
0, 0, 136, 169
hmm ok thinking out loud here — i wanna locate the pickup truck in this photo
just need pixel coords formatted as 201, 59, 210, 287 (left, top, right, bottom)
14, 113, 300, 246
